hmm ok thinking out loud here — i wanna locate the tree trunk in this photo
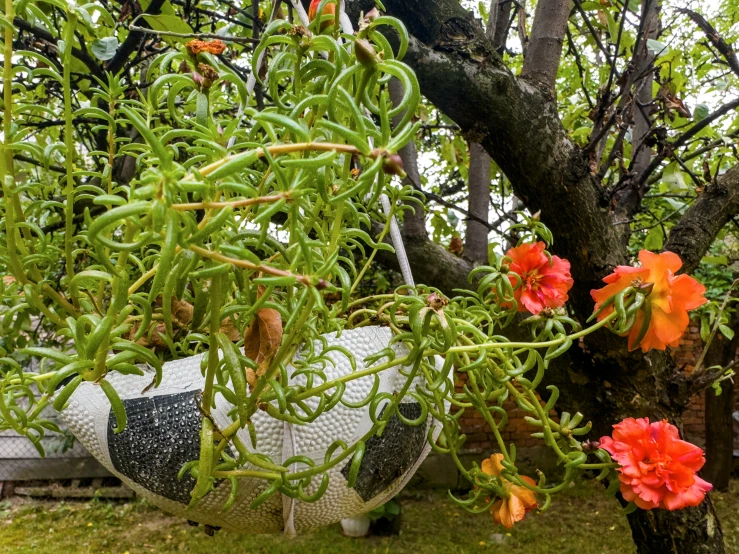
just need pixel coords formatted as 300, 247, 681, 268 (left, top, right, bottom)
627, 501, 724, 554
630, 0, 660, 178
704, 377, 735, 491
465, 142, 491, 264
703, 309, 739, 491
521, 0, 571, 91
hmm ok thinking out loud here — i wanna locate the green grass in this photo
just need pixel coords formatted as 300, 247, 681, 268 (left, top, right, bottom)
1, 480, 738, 554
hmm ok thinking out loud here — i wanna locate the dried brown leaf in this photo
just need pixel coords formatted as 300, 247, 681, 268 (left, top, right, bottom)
218, 316, 242, 341
448, 236, 464, 256
244, 308, 283, 387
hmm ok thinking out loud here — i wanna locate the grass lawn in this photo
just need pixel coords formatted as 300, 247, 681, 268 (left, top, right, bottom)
1, 479, 738, 554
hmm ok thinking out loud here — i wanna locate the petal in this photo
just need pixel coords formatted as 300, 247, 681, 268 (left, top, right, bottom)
511, 484, 538, 511
599, 436, 617, 455
670, 274, 708, 311
651, 306, 688, 346
591, 268, 649, 308
520, 289, 546, 314
506, 494, 528, 524
481, 454, 505, 477
540, 255, 571, 277
661, 476, 711, 510
667, 440, 706, 472
658, 251, 685, 273
639, 250, 683, 275
506, 242, 547, 273
491, 499, 516, 529
621, 482, 660, 510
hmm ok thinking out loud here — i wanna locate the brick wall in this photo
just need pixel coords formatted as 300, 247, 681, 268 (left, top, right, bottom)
457, 323, 729, 454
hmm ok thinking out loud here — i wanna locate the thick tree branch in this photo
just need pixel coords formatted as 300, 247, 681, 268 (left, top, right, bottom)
665, 164, 739, 274
370, 220, 475, 294
521, 0, 571, 91
465, 142, 491, 264
350, 0, 623, 315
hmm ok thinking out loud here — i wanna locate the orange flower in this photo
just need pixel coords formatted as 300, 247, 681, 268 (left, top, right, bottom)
481, 454, 538, 529
308, 0, 336, 29
185, 39, 227, 57
590, 250, 706, 352
504, 242, 574, 314
600, 418, 712, 511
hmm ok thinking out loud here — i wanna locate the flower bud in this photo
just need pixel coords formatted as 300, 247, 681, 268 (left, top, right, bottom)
636, 281, 655, 296
354, 39, 378, 67
382, 153, 405, 177
362, 8, 380, 26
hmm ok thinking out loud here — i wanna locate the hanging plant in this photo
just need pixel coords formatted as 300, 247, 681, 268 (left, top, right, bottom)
0, 0, 713, 537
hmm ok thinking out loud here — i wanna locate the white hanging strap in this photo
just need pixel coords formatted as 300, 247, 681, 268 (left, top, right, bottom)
380, 194, 415, 288
290, 0, 415, 288
339, 0, 356, 35
289, 0, 311, 26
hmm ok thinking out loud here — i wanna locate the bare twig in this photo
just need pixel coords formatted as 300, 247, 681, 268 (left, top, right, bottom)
128, 24, 259, 45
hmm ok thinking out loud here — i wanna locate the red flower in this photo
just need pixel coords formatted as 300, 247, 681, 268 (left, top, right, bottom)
308, 0, 336, 29
590, 250, 706, 352
504, 242, 574, 314
481, 454, 538, 528
600, 418, 712, 511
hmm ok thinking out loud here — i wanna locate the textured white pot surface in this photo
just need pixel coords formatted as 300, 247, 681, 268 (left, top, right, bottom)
56, 326, 449, 534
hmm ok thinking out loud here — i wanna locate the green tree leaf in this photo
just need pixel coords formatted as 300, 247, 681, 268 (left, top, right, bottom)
91, 37, 119, 61
644, 226, 664, 251
703, 255, 728, 265
694, 103, 710, 122
719, 324, 735, 340
142, 14, 194, 45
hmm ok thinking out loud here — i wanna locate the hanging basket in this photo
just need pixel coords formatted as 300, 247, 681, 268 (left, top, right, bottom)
56, 326, 446, 533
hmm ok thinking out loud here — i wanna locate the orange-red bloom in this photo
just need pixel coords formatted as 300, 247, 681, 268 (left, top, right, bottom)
186, 39, 227, 57
308, 0, 336, 29
590, 250, 706, 352
481, 454, 538, 528
504, 242, 574, 314
600, 418, 712, 511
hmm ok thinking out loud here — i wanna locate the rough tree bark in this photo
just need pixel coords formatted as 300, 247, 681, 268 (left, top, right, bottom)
465, 142, 491, 264
630, 0, 660, 178
520, 0, 571, 90
390, 78, 427, 239
703, 309, 739, 491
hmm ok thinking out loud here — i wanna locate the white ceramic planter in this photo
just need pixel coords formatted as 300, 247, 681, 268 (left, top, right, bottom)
55, 326, 446, 534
